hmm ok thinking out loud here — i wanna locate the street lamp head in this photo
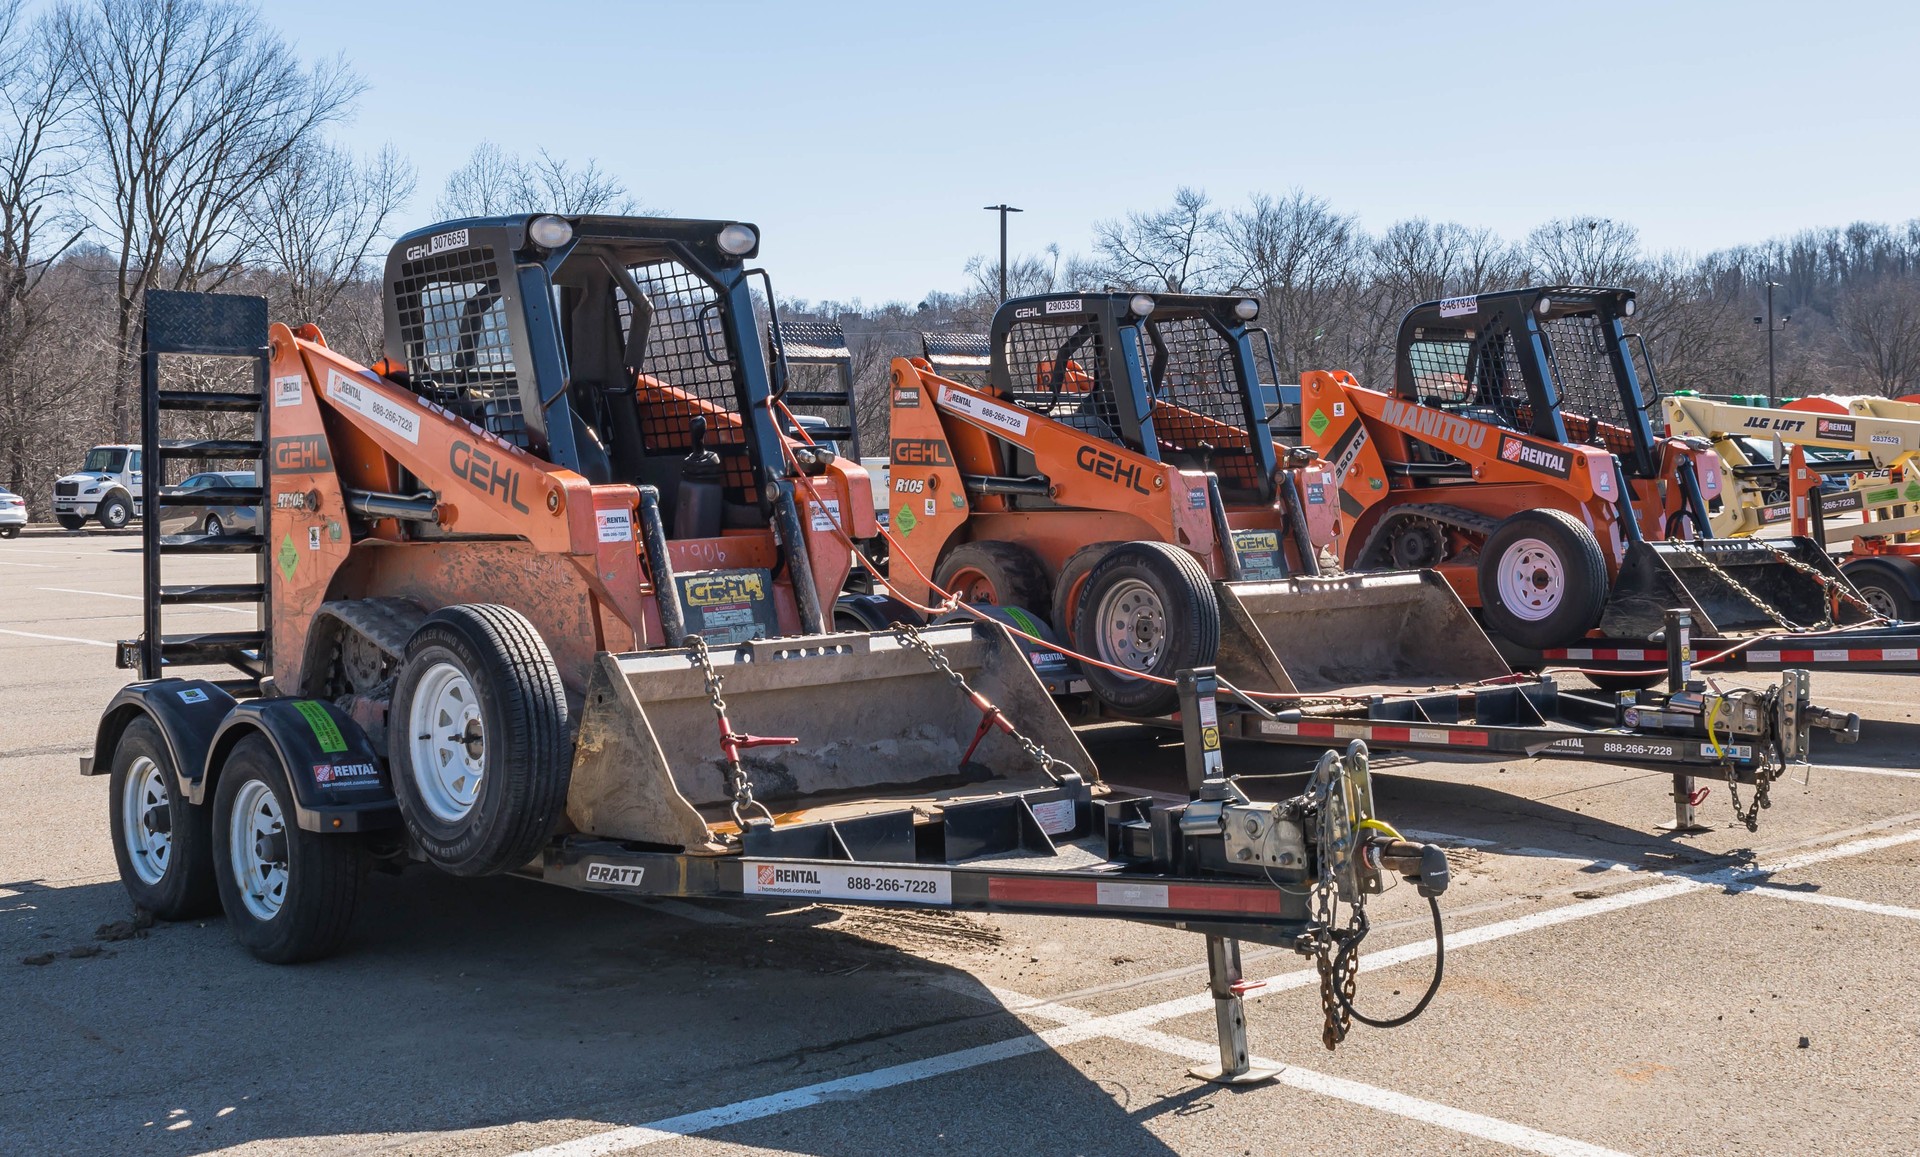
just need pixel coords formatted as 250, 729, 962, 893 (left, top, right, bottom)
1754, 316, 1763, 325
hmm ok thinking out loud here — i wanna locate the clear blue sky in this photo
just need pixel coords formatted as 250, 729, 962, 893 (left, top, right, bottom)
261, 0, 1917, 305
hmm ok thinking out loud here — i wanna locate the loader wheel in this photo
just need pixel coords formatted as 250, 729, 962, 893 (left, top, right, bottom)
1050, 541, 1126, 640
211, 735, 363, 963
98, 494, 131, 530
109, 717, 220, 921
1478, 509, 1608, 650
1071, 541, 1218, 716
389, 605, 570, 877
934, 541, 1050, 612
57, 513, 85, 531
1842, 559, 1920, 622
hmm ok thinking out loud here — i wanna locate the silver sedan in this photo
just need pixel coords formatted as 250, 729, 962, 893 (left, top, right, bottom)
159, 471, 259, 536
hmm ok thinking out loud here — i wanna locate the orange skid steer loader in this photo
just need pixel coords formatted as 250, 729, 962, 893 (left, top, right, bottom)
888, 292, 1513, 715
83, 215, 1451, 1016
1302, 286, 1874, 657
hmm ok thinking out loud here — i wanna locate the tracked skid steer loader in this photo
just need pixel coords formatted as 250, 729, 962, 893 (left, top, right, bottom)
84, 216, 1485, 1031
890, 293, 1503, 714
1302, 287, 1889, 666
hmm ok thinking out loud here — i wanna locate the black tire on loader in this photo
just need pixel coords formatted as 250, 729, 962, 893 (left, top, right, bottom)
1070, 541, 1219, 717
1050, 541, 1126, 640
934, 541, 1051, 612
211, 735, 364, 963
388, 604, 571, 877
109, 716, 221, 921
1477, 509, 1609, 650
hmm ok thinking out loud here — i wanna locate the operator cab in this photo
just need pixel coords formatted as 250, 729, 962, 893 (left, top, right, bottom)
1394, 286, 1660, 479
981, 292, 1281, 501
379, 214, 794, 535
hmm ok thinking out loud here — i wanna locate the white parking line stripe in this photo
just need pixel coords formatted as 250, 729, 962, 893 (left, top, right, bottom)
1815, 763, 1920, 780
508, 823, 1920, 1157
0, 559, 51, 567
37, 586, 249, 613
0, 627, 113, 647
1738, 885, 1920, 923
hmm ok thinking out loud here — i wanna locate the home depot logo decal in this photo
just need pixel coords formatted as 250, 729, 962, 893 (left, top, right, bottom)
1497, 434, 1572, 479
756, 865, 820, 886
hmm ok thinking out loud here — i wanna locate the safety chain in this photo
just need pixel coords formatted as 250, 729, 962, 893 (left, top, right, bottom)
1670, 541, 1811, 630
1724, 761, 1771, 833
684, 634, 778, 832
890, 623, 1076, 783
1750, 538, 1885, 622
1672, 537, 1884, 632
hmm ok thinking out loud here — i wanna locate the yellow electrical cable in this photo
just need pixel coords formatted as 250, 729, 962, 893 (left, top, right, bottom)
1705, 698, 1725, 761
1357, 818, 1404, 841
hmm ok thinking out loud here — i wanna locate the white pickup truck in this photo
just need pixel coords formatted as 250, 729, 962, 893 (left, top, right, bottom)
52, 444, 144, 530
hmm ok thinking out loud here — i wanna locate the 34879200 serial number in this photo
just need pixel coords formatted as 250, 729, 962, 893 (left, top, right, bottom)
845, 876, 939, 896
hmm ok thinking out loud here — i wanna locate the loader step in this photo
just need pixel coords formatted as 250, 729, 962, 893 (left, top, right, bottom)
156, 389, 262, 412
159, 439, 261, 460
157, 631, 265, 662
159, 583, 265, 605
159, 533, 263, 554
156, 486, 261, 507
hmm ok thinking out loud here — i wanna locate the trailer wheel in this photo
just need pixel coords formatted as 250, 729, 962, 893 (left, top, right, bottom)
389, 605, 570, 877
57, 513, 85, 531
98, 493, 132, 530
108, 717, 220, 920
934, 541, 1050, 612
211, 735, 363, 963
1071, 541, 1218, 716
1478, 509, 1608, 649
1842, 558, 1920, 621
1050, 541, 1126, 639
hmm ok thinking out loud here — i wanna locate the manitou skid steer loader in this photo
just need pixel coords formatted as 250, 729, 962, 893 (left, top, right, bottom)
79, 219, 1475, 1045
1665, 391, 1920, 620
1300, 287, 1908, 677
888, 293, 1857, 821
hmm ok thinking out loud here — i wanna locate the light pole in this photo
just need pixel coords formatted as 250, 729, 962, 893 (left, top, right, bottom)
1753, 278, 1791, 406
983, 204, 1022, 304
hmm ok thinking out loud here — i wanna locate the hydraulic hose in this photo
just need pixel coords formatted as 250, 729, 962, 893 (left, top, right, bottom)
1332, 893, 1445, 1030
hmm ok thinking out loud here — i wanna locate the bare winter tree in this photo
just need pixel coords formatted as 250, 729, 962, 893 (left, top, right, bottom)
1093, 186, 1222, 293
1836, 276, 1920, 396
247, 142, 415, 326
436, 142, 637, 217
61, 0, 362, 437
1526, 217, 1645, 285
1219, 190, 1366, 378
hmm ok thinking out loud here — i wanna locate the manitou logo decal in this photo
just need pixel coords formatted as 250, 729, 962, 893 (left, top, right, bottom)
1381, 397, 1489, 451
1498, 435, 1572, 479
1075, 445, 1152, 494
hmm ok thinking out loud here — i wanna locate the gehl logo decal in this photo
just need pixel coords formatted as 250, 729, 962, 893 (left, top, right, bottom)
890, 439, 953, 467
1075, 445, 1151, 494
270, 435, 331, 473
450, 440, 531, 513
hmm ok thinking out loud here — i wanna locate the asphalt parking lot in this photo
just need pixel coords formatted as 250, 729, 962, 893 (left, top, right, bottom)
4, 529, 1918, 1156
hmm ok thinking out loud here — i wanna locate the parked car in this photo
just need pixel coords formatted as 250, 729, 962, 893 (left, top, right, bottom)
158, 471, 259, 536
0, 486, 24, 537
52, 444, 143, 530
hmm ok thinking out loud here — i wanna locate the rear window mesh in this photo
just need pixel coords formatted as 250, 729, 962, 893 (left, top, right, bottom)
617, 259, 753, 494
391, 245, 527, 446
999, 318, 1124, 438
1139, 316, 1257, 488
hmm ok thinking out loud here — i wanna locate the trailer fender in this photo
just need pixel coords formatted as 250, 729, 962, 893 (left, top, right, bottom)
83, 679, 238, 787
206, 699, 401, 834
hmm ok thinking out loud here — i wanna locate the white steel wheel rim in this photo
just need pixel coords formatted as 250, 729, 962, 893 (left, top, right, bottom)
122, 756, 172, 886
408, 661, 485, 823
1497, 537, 1567, 622
1097, 577, 1167, 673
230, 778, 287, 922
1860, 585, 1899, 619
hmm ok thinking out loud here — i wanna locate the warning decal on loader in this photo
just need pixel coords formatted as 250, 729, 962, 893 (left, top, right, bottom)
742, 861, 952, 905
678, 569, 778, 644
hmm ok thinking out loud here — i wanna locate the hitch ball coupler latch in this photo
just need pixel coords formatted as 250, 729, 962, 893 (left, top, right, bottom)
1366, 838, 1452, 898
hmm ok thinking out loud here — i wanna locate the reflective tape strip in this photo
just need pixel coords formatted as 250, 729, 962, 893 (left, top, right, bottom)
1747, 648, 1920, 664
1544, 648, 1655, 661
1255, 719, 1488, 747
986, 877, 1280, 915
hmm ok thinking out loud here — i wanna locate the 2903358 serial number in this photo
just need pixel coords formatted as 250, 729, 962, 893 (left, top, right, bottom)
845, 876, 940, 895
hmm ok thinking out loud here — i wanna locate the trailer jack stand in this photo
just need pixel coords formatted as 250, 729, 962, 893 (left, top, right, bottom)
1659, 773, 1714, 835
1189, 934, 1282, 1086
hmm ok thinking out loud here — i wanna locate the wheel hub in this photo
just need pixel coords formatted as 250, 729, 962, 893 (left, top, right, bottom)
1495, 537, 1567, 622
409, 661, 486, 823
1098, 578, 1167, 672
122, 756, 172, 886
229, 778, 287, 922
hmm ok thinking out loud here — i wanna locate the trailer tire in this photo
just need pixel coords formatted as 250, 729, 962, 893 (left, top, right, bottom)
1478, 510, 1608, 649
211, 735, 363, 963
98, 493, 132, 530
935, 541, 1051, 612
1842, 558, 1920, 622
389, 605, 570, 877
1051, 541, 1126, 639
57, 513, 85, 531
1072, 541, 1218, 716
109, 717, 220, 921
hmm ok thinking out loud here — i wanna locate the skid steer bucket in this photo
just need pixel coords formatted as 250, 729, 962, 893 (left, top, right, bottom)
1599, 539, 1867, 639
565, 623, 1094, 851
1214, 571, 1511, 695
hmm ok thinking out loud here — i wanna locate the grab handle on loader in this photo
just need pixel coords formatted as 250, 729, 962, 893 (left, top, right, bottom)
1610, 455, 1645, 544
637, 486, 688, 645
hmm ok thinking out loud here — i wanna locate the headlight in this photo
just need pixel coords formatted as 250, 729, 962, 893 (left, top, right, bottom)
1622, 298, 1636, 317
1535, 296, 1553, 316
1129, 294, 1155, 317
528, 215, 573, 248
717, 223, 758, 256
1234, 298, 1259, 321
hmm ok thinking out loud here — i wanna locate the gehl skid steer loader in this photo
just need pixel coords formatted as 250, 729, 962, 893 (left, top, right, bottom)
1302, 286, 1916, 682
82, 214, 1462, 1062
890, 291, 1858, 829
